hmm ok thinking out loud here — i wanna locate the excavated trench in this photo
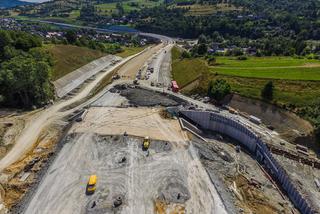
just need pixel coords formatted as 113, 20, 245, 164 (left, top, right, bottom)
113, 84, 186, 107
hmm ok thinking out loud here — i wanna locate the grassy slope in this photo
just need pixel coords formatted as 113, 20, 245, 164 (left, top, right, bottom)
46, 45, 106, 81
171, 47, 208, 87
171, 47, 320, 107
116, 46, 145, 58
212, 56, 320, 80
201, 75, 320, 107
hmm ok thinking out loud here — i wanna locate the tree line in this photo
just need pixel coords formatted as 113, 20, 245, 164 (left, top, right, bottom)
132, 0, 320, 56
0, 30, 54, 108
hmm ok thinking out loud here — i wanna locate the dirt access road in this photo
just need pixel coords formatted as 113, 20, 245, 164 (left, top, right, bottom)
0, 43, 165, 172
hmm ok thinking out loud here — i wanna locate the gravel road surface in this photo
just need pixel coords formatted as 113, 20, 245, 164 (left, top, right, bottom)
23, 133, 227, 214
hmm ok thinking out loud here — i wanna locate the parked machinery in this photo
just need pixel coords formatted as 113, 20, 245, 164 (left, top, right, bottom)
142, 136, 150, 151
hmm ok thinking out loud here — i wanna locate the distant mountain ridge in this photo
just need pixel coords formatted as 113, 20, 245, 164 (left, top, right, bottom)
0, 0, 33, 9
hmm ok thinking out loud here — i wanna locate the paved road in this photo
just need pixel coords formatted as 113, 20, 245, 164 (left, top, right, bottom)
118, 44, 164, 79
146, 44, 173, 86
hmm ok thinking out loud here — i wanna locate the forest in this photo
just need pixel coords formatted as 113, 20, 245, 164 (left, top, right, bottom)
0, 30, 54, 108
133, 0, 320, 56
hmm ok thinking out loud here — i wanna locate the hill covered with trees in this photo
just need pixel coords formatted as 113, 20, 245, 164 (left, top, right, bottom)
0, 30, 54, 108
133, 0, 320, 56
0, 0, 32, 9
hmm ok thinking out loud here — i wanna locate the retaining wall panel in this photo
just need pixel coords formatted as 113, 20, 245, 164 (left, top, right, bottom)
179, 110, 314, 214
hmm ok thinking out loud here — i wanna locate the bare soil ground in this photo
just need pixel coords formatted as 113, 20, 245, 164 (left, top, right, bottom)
71, 107, 188, 142
226, 94, 314, 143
22, 132, 228, 214
192, 135, 295, 214
0, 110, 42, 160
0, 120, 68, 210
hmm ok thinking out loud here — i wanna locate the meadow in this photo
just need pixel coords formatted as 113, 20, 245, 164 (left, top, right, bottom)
211, 56, 320, 80
171, 48, 320, 107
96, 0, 163, 16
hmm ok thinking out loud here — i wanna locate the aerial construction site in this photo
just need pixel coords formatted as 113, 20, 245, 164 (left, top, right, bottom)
0, 34, 319, 214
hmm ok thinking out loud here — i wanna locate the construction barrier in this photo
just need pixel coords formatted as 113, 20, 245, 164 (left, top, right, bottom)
179, 110, 315, 214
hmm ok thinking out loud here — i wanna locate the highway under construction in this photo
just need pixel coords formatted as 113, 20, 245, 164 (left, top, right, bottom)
0, 34, 319, 214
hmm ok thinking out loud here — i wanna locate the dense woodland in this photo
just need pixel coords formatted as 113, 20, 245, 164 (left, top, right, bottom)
134, 0, 320, 56
0, 30, 54, 108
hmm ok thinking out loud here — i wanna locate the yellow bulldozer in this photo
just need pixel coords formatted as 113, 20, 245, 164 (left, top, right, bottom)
142, 136, 150, 151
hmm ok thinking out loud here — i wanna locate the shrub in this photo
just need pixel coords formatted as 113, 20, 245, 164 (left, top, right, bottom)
237, 55, 247, 60
207, 79, 231, 102
261, 81, 274, 100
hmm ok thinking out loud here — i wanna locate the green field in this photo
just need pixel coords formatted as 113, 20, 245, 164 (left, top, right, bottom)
12, 15, 83, 25
171, 48, 320, 107
46, 45, 105, 81
96, 0, 162, 15
211, 56, 320, 80
174, 3, 242, 16
171, 47, 208, 87
201, 75, 320, 107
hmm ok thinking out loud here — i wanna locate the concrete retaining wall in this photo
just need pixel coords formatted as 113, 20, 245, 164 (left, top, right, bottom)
179, 110, 315, 214
53, 55, 122, 98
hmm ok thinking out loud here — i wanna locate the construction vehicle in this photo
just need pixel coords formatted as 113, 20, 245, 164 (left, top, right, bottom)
171, 81, 179, 93
142, 136, 150, 151
86, 175, 97, 195
133, 78, 139, 85
112, 74, 120, 80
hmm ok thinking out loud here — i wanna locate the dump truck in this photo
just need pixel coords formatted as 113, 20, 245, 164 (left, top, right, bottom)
86, 175, 97, 195
142, 136, 150, 151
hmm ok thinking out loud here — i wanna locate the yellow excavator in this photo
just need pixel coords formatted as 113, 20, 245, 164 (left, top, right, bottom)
142, 136, 150, 151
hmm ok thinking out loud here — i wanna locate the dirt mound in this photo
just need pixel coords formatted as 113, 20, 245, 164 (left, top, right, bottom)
234, 175, 279, 214
155, 200, 185, 214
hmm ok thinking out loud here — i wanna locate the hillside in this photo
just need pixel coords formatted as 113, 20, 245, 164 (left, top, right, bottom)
0, 0, 32, 8
45, 44, 106, 81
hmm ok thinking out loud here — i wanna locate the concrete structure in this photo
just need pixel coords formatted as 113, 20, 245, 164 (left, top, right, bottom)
53, 55, 122, 98
179, 110, 316, 214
